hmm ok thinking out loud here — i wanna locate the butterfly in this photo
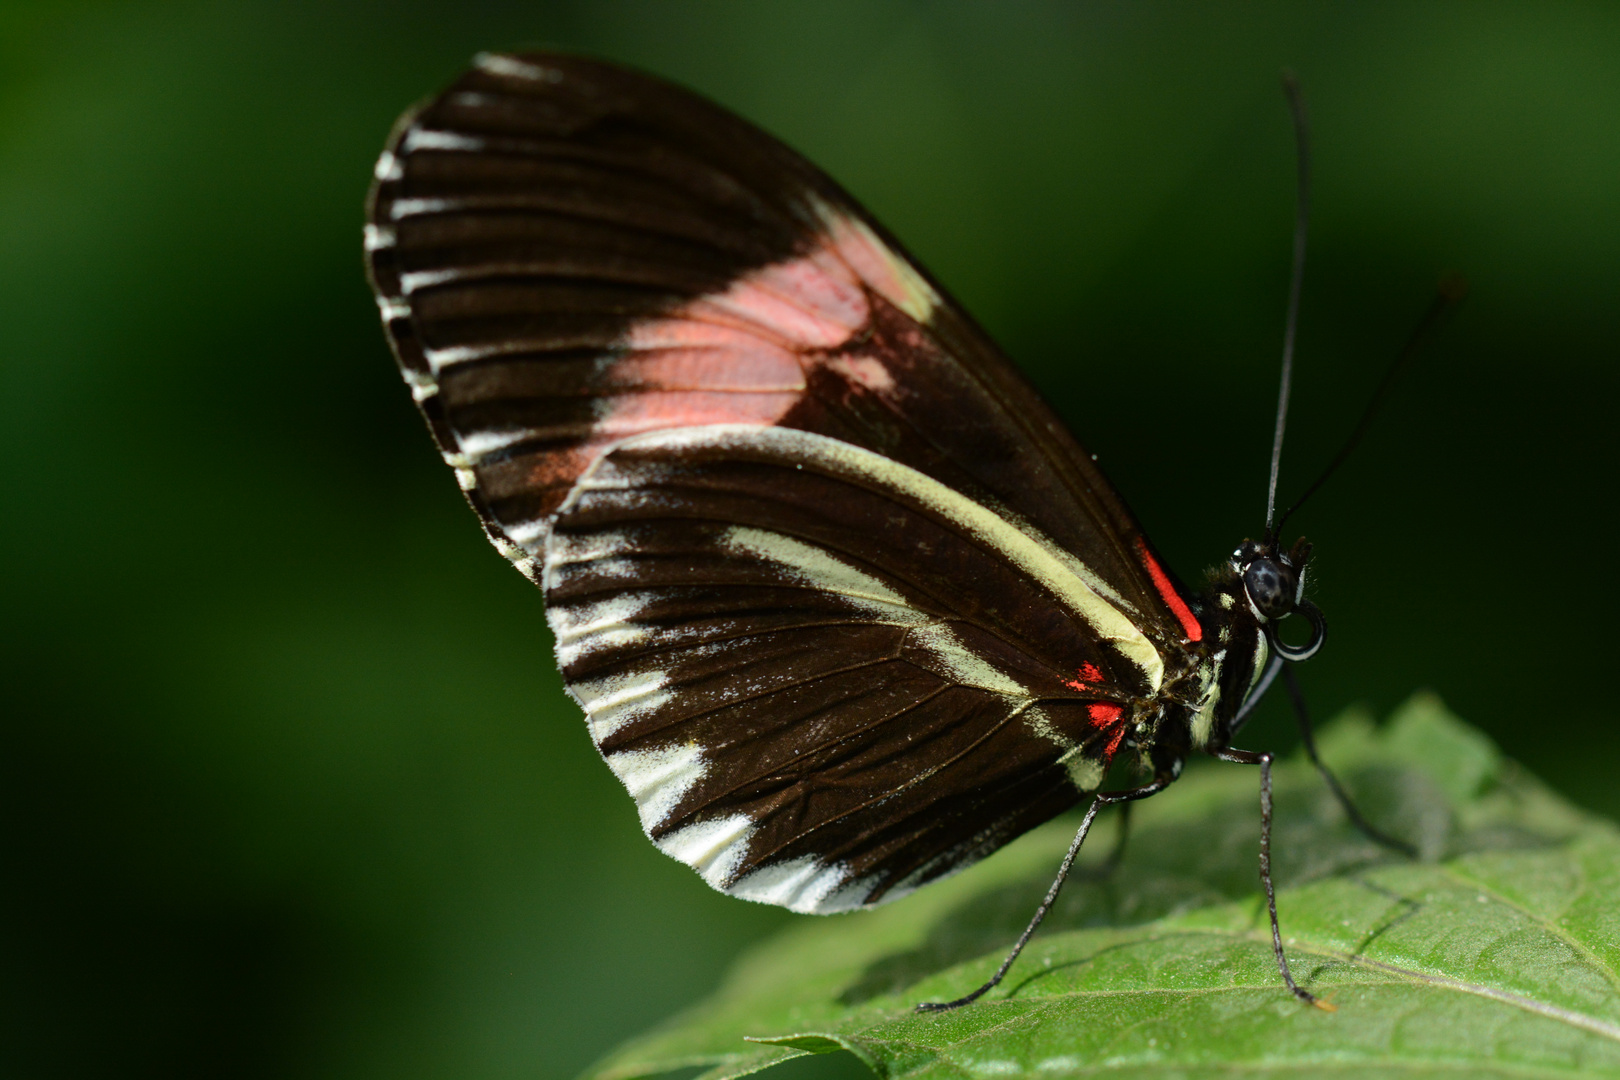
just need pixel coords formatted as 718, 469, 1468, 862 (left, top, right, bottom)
365, 52, 1385, 1011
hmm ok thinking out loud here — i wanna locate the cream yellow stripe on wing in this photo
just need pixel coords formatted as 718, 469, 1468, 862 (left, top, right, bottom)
575, 425, 1164, 690
718, 525, 1033, 697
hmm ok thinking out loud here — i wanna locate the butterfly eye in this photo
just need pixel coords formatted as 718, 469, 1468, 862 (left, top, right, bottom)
1243, 558, 1294, 620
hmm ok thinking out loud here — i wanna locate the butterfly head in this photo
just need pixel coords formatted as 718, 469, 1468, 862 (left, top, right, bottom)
1232, 536, 1325, 662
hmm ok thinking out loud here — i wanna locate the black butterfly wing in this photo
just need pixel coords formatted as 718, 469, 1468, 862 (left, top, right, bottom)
546, 425, 1140, 910
365, 52, 1202, 645
365, 52, 1206, 908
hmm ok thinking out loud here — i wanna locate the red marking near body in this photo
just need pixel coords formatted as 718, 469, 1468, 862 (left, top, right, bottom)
1103, 723, 1126, 759
1087, 702, 1123, 727
1065, 663, 1105, 693
1135, 538, 1202, 643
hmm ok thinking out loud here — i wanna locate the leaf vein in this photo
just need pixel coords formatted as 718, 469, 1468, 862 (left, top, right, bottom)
1437, 864, 1620, 996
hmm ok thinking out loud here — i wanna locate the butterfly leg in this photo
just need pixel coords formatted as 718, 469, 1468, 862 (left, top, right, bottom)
1282, 666, 1415, 856
1213, 747, 1333, 1010
914, 772, 1174, 1013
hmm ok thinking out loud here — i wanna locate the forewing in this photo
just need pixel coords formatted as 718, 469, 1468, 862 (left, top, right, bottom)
545, 426, 1141, 911
365, 51, 1201, 641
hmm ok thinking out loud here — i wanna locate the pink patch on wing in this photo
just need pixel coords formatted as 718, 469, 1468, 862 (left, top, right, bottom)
594, 390, 803, 435
576, 215, 936, 480
583, 219, 938, 458
519, 388, 797, 511
621, 318, 805, 357
600, 239, 881, 437
815, 208, 932, 318
824, 355, 896, 394
489, 231, 928, 544
605, 346, 805, 392
675, 253, 869, 349
1135, 538, 1202, 643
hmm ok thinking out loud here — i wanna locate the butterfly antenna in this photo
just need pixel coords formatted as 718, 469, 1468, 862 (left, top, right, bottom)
1273, 273, 1468, 534
1265, 72, 1311, 541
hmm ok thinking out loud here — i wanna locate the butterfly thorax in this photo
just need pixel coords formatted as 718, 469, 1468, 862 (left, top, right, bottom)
1115, 535, 1318, 785
1194, 536, 1318, 754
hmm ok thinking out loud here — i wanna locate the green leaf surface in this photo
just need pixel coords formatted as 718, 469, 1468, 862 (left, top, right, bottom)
582, 696, 1620, 1079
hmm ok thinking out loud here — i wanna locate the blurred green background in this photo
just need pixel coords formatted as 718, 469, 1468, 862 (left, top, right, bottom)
4, 2, 1616, 1077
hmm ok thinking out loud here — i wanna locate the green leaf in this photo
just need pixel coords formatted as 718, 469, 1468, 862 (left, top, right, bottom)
583, 695, 1620, 1079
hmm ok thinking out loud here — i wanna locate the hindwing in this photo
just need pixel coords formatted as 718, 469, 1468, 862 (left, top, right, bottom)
546, 426, 1143, 910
